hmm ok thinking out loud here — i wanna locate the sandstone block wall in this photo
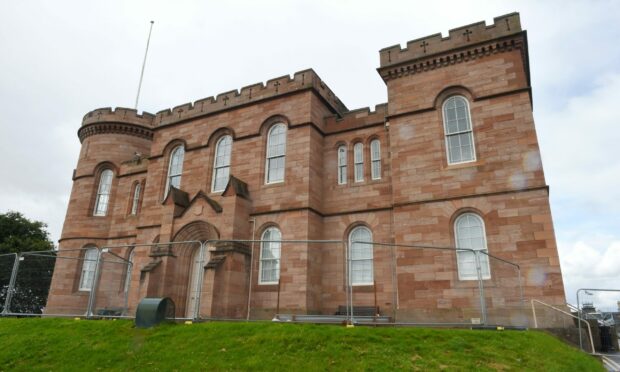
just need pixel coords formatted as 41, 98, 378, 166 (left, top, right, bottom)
45, 13, 565, 325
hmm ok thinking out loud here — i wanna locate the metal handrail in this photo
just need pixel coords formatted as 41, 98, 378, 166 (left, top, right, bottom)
530, 299, 595, 354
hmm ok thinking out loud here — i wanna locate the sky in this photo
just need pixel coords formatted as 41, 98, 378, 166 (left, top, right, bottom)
1, 0, 619, 310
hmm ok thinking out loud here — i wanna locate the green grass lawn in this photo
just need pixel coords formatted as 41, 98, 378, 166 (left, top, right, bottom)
0, 318, 603, 371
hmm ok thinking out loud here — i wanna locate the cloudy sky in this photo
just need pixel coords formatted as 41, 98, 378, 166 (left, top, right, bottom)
1, 0, 618, 309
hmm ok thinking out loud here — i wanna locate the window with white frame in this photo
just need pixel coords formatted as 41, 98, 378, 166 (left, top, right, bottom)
93, 169, 113, 216
349, 226, 373, 285
265, 124, 287, 184
354, 143, 364, 182
443, 96, 476, 164
370, 139, 381, 180
124, 248, 135, 294
259, 227, 281, 284
165, 145, 185, 197
337, 145, 347, 185
130, 182, 141, 215
212, 135, 232, 192
79, 247, 98, 291
455, 213, 491, 280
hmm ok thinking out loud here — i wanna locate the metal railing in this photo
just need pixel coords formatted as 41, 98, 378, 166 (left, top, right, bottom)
531, 299, 595, 354
576, 288, 620, 351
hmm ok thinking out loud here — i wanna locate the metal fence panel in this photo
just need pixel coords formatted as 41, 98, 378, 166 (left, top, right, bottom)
4, 251, 56, 315
483, 252, 527, 327
0, 253, 18, 314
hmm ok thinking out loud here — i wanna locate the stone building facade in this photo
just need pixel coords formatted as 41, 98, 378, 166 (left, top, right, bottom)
46, 13, 565, 324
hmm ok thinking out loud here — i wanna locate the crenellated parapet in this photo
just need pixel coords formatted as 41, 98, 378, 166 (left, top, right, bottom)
82, 107, 156, 127
325, 104, 387, 133
79, 107, 155, 143
153, 69, 348, 127
378, 13, 523, 81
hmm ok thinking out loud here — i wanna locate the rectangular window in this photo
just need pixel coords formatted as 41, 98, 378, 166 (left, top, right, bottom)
266, 124, 287, 184
337, 146, 347, 184
370, 140, 381, 180
349, 227, 373, 285
259, 228, 281, 284
130, 183, 141, 215
354, 143, 364, 182
79, 249, 98, 291
443, 96, 476, 165
93, 169, 113, 216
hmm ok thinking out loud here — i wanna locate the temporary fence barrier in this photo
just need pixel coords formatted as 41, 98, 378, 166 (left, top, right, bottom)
1, 239, 530, 327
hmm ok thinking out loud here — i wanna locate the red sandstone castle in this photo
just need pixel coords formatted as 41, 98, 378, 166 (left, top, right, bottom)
46, 13, 566, 324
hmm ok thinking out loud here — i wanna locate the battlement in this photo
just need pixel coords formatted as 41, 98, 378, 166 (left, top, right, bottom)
82, 107, 155, 127
325, 103, 387, 133
379, 13, 521, 68
153, 69, 348, 127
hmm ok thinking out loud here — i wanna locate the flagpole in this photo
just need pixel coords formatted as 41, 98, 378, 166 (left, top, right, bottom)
134, 20, 154, 110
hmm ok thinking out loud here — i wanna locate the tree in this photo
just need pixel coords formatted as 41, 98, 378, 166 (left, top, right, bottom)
0, 211, 55, 254
0, 211, 56, 314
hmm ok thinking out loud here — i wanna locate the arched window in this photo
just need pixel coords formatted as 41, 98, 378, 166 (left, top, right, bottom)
370, 139, 381, 180
349, 226, 373, 285
79, 247, 98, 291
265, 123, 287, 184
454, 213, 490, 280
130, 182, 141, 215
337, 145, 347, 185
166, 145, 185, 196
259, 227, 281, 284
124, 248, 135, 294
354, 143, 364, 182
212, 135, 232, 192
443, 96, 476, 164
93, 169, 113, 216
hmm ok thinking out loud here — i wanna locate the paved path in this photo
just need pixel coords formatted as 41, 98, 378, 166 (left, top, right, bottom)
601, 352, 620, 371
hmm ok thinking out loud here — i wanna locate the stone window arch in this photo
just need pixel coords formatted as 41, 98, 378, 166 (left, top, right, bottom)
337, 144, 347, 185
165, 145, 185, 197
259, 226, 282, 284
265, 123, 287, 184
348, 225, 373, 285
454, 212, 490, 280
370, 139, 381, 180
212, 135, 232, 192
353, 142, 364, 182
79, 246, 99, 291
442, 95, 476, 164
93, 169, 114, 216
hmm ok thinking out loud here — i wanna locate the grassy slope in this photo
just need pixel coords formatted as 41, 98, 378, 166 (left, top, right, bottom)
0, 318, 603, 371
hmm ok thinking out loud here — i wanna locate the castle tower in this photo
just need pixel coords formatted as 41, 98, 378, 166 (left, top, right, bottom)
378, 13, 565, 321
46, 108, 154, 314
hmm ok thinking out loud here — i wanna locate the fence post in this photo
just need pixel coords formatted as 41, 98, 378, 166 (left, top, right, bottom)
85, 248, 104, 318
2, 253, 21, 315
391, 243, 398, 322
347, 241, 354, 325
193, 242, 207, 320
123, 260, 133, 316
474, 250, 487, 325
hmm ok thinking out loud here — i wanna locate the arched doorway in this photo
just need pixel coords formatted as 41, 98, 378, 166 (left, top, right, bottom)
172, 221, 219, 318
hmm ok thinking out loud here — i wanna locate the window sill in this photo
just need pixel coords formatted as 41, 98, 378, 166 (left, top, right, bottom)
263, 181, 285, 189
255, 283, 279, 292
350, 284, 375, 292
444, 158, 484, 170
458, 276, 491, 281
